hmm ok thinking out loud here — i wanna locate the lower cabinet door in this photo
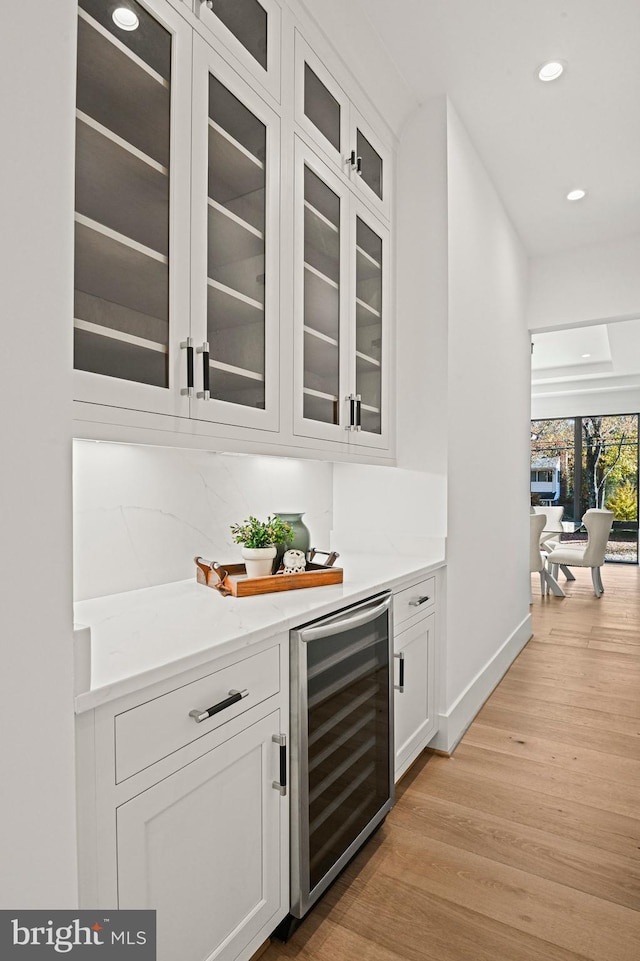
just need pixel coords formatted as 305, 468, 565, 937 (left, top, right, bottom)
394, 613, 435, 781
117, 710, 284, 961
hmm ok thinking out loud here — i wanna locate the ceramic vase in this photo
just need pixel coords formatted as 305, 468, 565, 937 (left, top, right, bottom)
242, 545, 276, 578
274, 512, 311, 570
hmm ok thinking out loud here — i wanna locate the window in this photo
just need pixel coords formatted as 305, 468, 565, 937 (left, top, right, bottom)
531, 414, 638, 564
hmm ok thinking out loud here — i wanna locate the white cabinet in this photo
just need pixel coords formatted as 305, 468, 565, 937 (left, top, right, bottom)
193, 0, 282, 104
72, 0, 396, 460
393, 577, 437, 781
294, 32, 392, 222
293, 138, 391, 450
76, 636, 289, 961
73, 0, 192, 417
190, 36, 280, 431
117, 711, 284, 961
74, 0, 280, 433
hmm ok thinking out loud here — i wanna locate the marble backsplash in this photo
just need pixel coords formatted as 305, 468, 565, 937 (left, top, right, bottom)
332, 462, 447, 554
73, 441, 333, 601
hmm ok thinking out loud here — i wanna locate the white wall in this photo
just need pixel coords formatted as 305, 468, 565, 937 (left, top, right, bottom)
0, 1, 78, 906
439, 101, 532, 751
74, 443, 333, 600
396, 98, 449, 477
528, 233, 640, 332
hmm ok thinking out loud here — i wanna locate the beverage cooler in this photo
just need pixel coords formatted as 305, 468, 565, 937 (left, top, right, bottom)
278, 591, 394, 935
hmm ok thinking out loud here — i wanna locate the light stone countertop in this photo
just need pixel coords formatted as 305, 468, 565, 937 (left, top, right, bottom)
73, 550, 445, 713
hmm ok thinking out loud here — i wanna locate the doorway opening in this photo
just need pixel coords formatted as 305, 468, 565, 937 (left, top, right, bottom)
531, 414, 638, 563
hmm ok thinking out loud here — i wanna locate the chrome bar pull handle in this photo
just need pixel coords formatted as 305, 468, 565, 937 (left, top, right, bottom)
394, 652, 405, 693
272, 733, 287, 796
345, 394, 356, 430
180, 337, 195, 396
189, 688, 248, 723
356, 156, 363, 176
355, 394, 362, 431
196, 341, 210, 400
409, 595, 430, 607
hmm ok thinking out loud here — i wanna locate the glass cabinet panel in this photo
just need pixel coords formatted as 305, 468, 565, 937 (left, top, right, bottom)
203, 0, 267, 70
354, 217, 383, 435
304, 64, 341, 153
356, 128, 383, 202
302, 165, 342, 425
206, 74, 267, 409
74, 0, 171, 388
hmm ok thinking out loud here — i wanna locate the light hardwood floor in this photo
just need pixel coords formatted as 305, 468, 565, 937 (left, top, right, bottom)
262, 562, 640, 961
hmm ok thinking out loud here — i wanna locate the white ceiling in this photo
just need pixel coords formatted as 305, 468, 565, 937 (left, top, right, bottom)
532, 325, 612, 374
531, 318, 640, 394
347, 0, 640, 257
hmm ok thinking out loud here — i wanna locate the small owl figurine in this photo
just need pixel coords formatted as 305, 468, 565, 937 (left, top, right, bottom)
283, 549, 306, 573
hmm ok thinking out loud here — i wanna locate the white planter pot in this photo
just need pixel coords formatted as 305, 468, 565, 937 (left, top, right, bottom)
242, 545, 277, 578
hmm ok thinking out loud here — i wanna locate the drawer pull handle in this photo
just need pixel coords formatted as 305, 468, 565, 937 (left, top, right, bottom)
189, 688, 248, 723
409, 595, 430, 607
394, 651, 405, 693
272, 733, 287, 796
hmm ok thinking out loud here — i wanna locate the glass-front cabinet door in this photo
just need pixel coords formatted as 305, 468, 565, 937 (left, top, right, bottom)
190, 36, 279, 430
294, 33, 349, 176
194, 0, 281, 103
294, 141, 390, 449
350, 108, 392, 221
294, 140, 349, 442
350, 201, 389, 447
74, 0, 192, 416
295, 33, 391, 222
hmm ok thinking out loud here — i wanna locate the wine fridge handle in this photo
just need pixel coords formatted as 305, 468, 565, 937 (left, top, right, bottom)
299, 594, 391, 643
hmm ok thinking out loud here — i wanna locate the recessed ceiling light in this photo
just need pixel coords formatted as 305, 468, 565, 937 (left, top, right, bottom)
538, 61, 564, 82
567, 188, 586, 201
112, 7, 139, 30
581, 353, 591, 358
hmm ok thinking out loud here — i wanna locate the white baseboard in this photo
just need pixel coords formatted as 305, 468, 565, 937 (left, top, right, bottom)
429, 612, 532, 755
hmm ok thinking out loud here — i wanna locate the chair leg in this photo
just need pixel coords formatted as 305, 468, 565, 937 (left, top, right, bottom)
539, 571, 546, 596
560, 564, 576, 581
543, 568, 566, 597
591, 567, 604, 597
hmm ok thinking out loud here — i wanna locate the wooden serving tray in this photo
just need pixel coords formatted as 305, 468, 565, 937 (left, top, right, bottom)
194, 550, 342, 598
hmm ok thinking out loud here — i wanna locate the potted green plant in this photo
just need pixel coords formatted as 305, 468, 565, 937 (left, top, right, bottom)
230, 514, 292, 578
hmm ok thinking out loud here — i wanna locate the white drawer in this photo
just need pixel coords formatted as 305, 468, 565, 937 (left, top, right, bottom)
394, 576, 436, 628
115, 645, 280, 782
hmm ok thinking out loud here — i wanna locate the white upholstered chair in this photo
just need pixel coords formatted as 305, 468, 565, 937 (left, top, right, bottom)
530, 513, 565, 599
532, 505, 564, 552
545, 508, 614, 597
